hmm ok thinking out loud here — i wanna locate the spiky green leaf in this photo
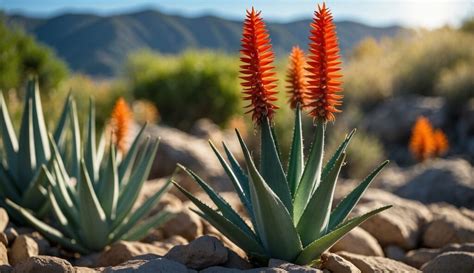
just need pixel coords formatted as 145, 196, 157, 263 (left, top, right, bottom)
287, 106, 304, 197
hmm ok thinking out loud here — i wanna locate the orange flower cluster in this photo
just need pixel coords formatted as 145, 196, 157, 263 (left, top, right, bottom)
110, 97, 132, 153
240, 7, 278, 124
306, 3, 343, 122
286, 46, 308, 109
239, 4, 343, 124
409, 116, 449, 162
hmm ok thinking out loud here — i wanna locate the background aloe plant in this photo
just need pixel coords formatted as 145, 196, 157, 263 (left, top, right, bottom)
7, 100, 173, 253
0, 79, 72, 221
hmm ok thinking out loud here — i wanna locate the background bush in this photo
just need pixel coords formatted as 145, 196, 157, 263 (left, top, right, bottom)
0, 15, 68, 93
126, 50, 242, 131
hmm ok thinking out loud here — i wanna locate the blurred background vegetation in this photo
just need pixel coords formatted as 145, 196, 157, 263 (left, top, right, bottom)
1, 14, 473, 179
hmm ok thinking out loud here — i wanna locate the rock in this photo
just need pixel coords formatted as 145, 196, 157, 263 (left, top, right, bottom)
395, 159, 474, 209
363, 95, 447, 144
9, 235, 38, 266
200, 267, 286, 273
145, 124, 231, 193
330, 227, 384, 256
321, 253, 361, 273
12, 256, 74, 273
353, 195, 431, 249
404, 243, 474, 268
75, 267, 100, 273
160, 204, 203, 241
190, 119, 223, 140
338, 251, 420, 272
165, 235, 228, 270
269, 259, 323, 272
0, 233, 8, 247
97, 241, 169, 267
4, 228, 17, 245
423, 206, 474, 248
384, 245, 405, 261
0, 209, 8, 232
0, 265, 12, 273
28, 232, 49, 255
221, 249, 252, 270
0, 243, 8, 265
421, 251, 474, 273
103, 257, 194, 273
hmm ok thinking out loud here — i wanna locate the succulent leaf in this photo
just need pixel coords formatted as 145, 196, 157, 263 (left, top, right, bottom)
0, 92, 19, 170
118, 124, 147, 185
179, 163, 254, 236
295, 205, 392, 265
222, 141, 250, 200
84, 99, 98, 184
297, 153, 345, 246
293, 120, 325, 223
321, 129, 356, 182
122, 210, 173, 241
174, 182, 265, 256
328, 160, 389, 231
287, 106, 304, 196
260, 118, 292, 211
237, 129, 303, 261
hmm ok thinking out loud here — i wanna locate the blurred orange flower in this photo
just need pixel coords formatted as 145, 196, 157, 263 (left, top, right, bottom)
409, 116, 449, 162
286, 46, 308, 109
433, 129, 449, 156
110, 97, 132, 153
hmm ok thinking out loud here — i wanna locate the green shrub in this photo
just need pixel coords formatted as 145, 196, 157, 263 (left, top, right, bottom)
126, 50, 241, 130
434, 62, 474, 107
0, 16, 68, 93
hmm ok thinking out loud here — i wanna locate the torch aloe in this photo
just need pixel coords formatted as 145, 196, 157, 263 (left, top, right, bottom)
7, 100, 173, 253
174, 4, 391, 265
0, 79, 73, 221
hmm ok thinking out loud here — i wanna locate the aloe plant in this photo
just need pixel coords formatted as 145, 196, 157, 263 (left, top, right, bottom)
7, 100, 173, 253
174, 5, 391, 265
0, 79, 72, 220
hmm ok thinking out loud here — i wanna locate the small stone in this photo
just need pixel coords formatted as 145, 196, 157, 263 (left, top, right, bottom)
321, 253, 361, 273
384, 245, 406, 261
97, 240, 169, 267
9, 235, 38, 266
331, 227, 384, 256
4, 228, 18, 245
103, 257, 192, 273
338, 251, 420, 273
12, 256, 74, 273
421, 251, 474, 273
165, 235, 228, 270
404, 243, 474, 268
160, 204, 203, 241
74, 267, 100, 273
268, 259, 323, 272
0, 209, 8, 233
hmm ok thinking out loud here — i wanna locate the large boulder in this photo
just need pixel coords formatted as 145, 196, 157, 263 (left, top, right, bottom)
144, 124, 232, 194
420, 251, 474, 273
346, 189, 431, 249
321, 253, 361, 273
363, 95, 447, 144
395, 159, 474, 208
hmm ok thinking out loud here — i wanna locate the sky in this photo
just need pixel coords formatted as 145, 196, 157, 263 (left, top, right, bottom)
1, 0, 473, 29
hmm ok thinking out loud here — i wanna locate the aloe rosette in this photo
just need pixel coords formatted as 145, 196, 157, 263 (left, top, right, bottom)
174, 4, 391, 265
0, 79, 73, 220
7, 99, 173, 253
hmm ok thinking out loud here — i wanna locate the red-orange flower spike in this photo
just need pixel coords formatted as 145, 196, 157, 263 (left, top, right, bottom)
306, 3, 343, 122
240, 7, 279, 124
433, 129, 449, 156
286, 46, 308, 109
409, 116, 435, 162
110, 97, 132, 153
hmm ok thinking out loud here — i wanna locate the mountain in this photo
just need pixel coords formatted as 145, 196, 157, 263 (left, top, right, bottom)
6, 10, 402, 77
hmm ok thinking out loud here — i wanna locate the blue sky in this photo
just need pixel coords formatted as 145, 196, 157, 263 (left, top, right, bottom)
1, 0, 472, 28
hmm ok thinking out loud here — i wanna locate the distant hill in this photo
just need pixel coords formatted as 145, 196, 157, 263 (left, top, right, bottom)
6, 10, 402, 77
